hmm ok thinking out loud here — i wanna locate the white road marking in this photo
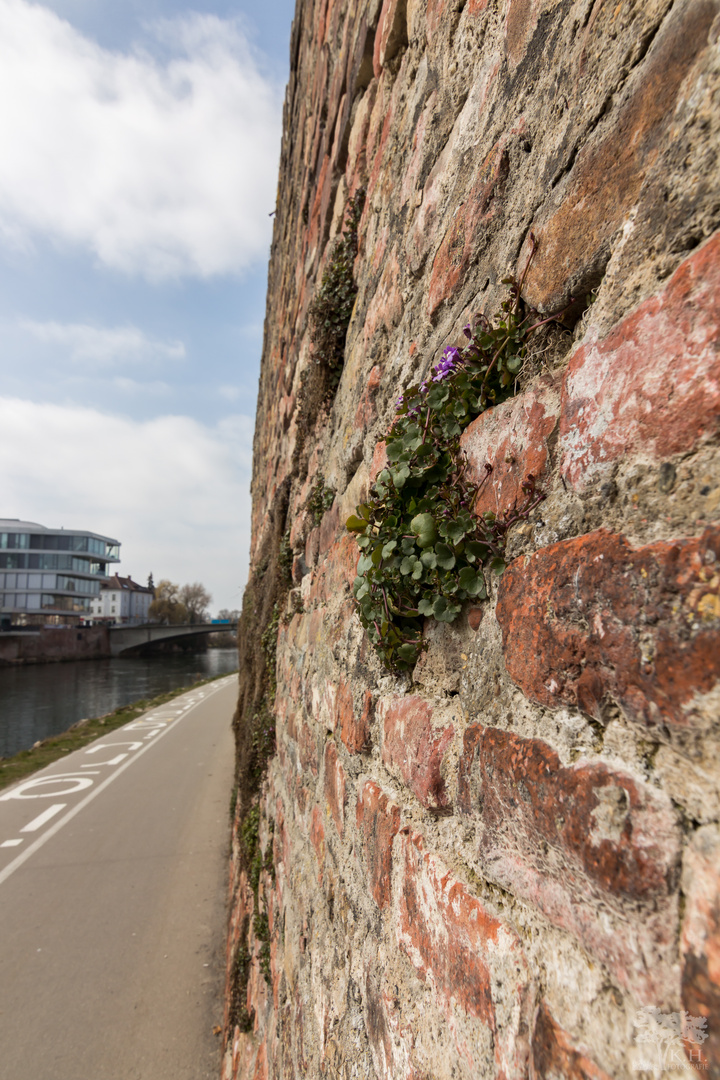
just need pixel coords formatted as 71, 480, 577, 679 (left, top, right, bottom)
84, 742, 143, 754
1, 840, 22, 848
80, 754, 128, 768
21, 804, 67, 832
0, 677, 233, 888
0, 774, 97, 800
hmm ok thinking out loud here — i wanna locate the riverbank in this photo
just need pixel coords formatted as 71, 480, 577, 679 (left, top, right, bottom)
0, 671, 236, 792
0, 626, 110, 666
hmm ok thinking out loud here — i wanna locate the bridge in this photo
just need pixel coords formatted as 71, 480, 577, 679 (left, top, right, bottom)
108, 622, 237, 657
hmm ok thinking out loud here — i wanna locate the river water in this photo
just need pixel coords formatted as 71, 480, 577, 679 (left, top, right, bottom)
0, 648, 239, 758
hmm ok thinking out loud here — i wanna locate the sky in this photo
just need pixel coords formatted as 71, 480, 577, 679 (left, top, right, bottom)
0, 0, 297, 615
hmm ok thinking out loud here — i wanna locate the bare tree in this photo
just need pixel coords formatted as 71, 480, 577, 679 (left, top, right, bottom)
179, 582, 212, 624
148, 580, 188, 625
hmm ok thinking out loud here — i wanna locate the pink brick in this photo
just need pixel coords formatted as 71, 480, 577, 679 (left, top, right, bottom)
458, 723, 681, 1003
681, 825, 720, 1071
356, 781, 401, 909
323, 740, 346, 836
397, 830, 531, 1078
460, 376, 560, 516
379, 696, 453, 809
559, 232, 720, 491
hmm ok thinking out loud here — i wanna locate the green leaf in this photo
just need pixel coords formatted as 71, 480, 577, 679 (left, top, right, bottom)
410, 513, 437, 549
433, 596, 448, 617
435, 543, 456, 570
391, 463, 410, 489
446, 520, 466, 544
386, 440, 404, 462
381, 539, 397, 559
427, 383, 450, 408
506, 354, 522, 374
458, 567, 486, 596
418, 597, 434, 616
346, 515, 367, 532
420, 550, 437, 570
400, 556, 417, 575
491, 556, 506, 574
357, 555, 373, 575
397, 643, 419, 664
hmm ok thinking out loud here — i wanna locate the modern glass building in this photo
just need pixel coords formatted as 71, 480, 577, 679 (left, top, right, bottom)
0, 519, 120, 626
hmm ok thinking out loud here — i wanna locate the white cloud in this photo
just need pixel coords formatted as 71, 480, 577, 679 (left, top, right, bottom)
20, 319, 185, 365
0, 396, 253, 610
0, 1, 282, 279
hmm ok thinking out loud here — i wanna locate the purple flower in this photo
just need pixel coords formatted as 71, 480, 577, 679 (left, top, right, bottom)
463, 324, 472, 339
431, 346, 463, 382
396, 395, 404, 410
419, 381, 428, 394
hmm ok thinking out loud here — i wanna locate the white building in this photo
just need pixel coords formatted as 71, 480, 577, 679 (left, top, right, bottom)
89, 574, 154, 625
1, 518, 120, 627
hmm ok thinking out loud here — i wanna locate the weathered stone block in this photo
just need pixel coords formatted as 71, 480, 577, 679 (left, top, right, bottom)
681, 824, 720, 1071
379, 695, 454, 808
522, 1, 719, 312
397, 829, 531, 1078
530, 1002, 611, 1080
458, 723, 681, 1001
310, 804, 325, 881
323, 740, 346, 836
558, 233, 720, 491
355, 781, 401, 909
460, 376, 560, 516
496, 526, 720, 740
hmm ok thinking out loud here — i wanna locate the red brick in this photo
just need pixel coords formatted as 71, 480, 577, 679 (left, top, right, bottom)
397, 830, 531, 1077
458, 723, 680, 1001
531, 1002, 612, 1080
323, 740, 346, 836
283, 698, 319, 776
369, 440, 388, 483
522, 4, 717, 312
338, 687, 371, 754
496, 525, 720, 735
373, 0, 407, 77
681, 825, 720, 1071
353, 364, 382, 430
310, 804, 325, 880
460, 376, 560, 515
363, 247, 403, 346
379, 696, 454, 809
427, 141, 509, 317
400, 91, 437, 207
318, 500, 340, 555
308, 534, 359, 603
558, 233, 720, 491
356, 781, 401, 909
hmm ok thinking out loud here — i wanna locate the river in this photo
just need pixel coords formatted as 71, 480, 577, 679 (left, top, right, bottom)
0, 648, 239, 759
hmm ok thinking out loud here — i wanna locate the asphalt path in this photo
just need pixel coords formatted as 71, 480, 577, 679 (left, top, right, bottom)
0, 674, 237, 1080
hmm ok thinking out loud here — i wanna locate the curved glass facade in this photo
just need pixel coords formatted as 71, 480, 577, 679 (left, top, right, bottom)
0, 520, 120, 626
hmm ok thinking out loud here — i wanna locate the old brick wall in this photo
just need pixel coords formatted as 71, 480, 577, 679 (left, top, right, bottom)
223, 1, 720, 1077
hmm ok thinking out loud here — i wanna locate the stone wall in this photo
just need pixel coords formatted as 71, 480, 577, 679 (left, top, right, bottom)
223, 0, 720, 1076
0, 626, 110, 665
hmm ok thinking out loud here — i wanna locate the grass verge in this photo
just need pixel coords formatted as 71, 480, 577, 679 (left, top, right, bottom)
0, 671, 235, 792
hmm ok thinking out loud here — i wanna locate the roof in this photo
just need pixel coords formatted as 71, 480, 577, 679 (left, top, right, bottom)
0, 519, 120, 544
100, 574, 153, 594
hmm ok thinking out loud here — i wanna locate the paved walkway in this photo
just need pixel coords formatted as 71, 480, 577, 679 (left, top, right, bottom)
0, 676, 237, 1080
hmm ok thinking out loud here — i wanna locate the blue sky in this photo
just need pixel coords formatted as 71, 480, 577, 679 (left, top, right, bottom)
0, 0, 296, 613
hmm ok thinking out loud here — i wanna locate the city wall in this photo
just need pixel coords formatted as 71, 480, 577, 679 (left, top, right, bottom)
224, 1, 720, 1076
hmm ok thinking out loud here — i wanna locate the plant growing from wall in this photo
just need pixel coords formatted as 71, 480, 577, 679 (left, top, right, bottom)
308, 189, 365, 382
347, 238, 566, 672
293, 190, 366, 470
